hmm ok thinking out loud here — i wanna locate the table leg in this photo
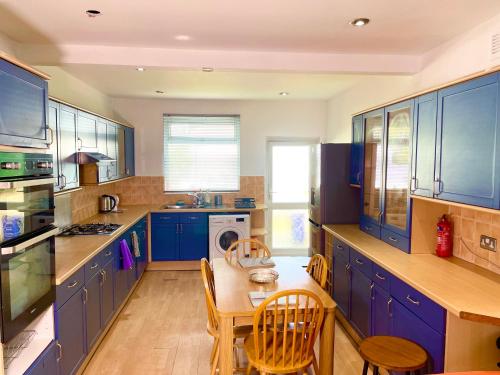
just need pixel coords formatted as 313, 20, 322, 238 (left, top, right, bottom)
319, 308, 335, 375
219, 315, 234, 375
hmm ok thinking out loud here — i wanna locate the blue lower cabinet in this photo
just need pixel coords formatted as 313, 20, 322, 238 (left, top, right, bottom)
333, 253, 350, 317
350, 267, 372, 338
24, 341, 58, 375
85, 272, 102, 351
101, 260, 115, 327
371, 284, 391, 336
135, 218, 148, 278
151, 221, 178, 261
57, 288, 86, 375
392, 299, 445, 373
179, 222, 208, 260
113, 238, 131, 308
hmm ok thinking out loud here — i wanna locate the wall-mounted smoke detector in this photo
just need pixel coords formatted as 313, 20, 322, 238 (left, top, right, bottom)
489, 32, 500, 69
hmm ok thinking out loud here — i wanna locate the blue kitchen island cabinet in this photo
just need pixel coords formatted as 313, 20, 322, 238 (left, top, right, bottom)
350, 114, 364, 186
435, 72, 500, 208
151, 213, 208, 261
24, 341, 58, 375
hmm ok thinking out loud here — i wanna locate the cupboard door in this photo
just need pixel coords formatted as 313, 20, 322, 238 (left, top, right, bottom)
371, 284, 391, 336
113, 240, 128, 309
333, 254, 350, 317
361, 109, 384, 236
59, 105, 79, 190
179, 223, 208, 260
106, 123, 118, 180
350, 267, 372, 337
124, 126, 135, 176
382, 100, 413, 238
77, 111, 98, 151
392, 299, 445, 373
48, 101, 62, 191
57, 289, 86, 375
350, 115, 363, 185
151, 223, 179, 261
436, 73, 500, 208
411, 92, 437, 198
84, 273, 102, 352
97, 118, 107, 155
101, 260, 114, 327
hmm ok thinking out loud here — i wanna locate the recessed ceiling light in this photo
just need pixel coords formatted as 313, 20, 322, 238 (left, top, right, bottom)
279, 92, 289, 96
202, 67, 214, 72
155, 90, 165, 94
174, 35, 192, 41
350, 18, 370, 27
136, 67, 145, 72
86, 9, 101, 17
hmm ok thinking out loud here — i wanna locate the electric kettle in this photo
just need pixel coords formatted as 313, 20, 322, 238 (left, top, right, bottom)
99, 195, 117, 213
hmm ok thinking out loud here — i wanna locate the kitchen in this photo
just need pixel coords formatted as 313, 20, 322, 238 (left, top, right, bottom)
0, 1, 500, 375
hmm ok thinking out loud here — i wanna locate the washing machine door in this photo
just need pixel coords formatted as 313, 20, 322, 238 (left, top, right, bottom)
215, 226, 244, 257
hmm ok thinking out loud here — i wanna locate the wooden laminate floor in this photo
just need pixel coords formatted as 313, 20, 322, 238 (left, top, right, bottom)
83, 270, 365, 375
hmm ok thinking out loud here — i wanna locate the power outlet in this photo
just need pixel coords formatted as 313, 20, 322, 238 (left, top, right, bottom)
480, 235, 497, 252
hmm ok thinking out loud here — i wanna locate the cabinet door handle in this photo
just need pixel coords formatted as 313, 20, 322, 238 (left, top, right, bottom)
345, 263, 351, 275
56, 342, 63, 362
370, 282, 375, 300
375, 272, 386, 281
47, 127, 55, 145
355, 258, 363, 265
176, 223, 179, 234
406, 295, 421, 306
90, 263, 99, 270
77, 137, 83, 150
104, 250, 112, 257
387, 298, 393, 317
410, 176, 419, 192
336, 245, 343, 250
67, 280, 79, 289
356, 171, 361, 184
388, 236, 398, 243
433, 179, 442, 196
62, 174, 67, 189
83, 288, 88, 304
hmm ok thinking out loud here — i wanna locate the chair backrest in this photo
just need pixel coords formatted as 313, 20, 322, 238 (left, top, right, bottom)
252, 289, 324, 371
225, 238, 271, 263
200, 258, 218, 332
306, 254, 328, 289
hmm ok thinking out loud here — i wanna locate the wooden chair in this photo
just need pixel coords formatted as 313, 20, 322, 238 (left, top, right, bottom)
359, 336, 428, 375
244, 289, 325, 375
306, 254, 328, 289
200, 258, 252, 375
225, 238, 271, 263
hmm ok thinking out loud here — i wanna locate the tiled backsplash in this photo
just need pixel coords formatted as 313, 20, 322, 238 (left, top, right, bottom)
62, 176, 265, 224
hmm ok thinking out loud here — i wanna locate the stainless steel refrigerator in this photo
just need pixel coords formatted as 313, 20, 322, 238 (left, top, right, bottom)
309, 143, 360, 256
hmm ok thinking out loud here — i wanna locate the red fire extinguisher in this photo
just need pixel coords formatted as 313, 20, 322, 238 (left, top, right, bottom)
436, 214, 453, 257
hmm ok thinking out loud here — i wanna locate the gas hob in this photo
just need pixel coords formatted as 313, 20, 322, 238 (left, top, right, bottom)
60, 223, 122, 236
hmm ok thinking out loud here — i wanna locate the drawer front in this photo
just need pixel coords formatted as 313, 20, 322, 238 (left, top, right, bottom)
151, 213, 179, 225
85, 252, 103, 282
56, 267, 85, 309
179, 213, 208, 224
372, 263, 391, 291
349, 248, 372, 278
359, 217, 381, 238
332, 237, 350, 260
390, 275, 446, 334
100, 244, 115, 265
381, 228, 410, 253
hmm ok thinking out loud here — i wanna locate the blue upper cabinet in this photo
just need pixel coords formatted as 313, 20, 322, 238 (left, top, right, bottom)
360, 108, 385, 239
350, 114, 364, 186
0, 58, 49, 148
124, 126, 135, 177
435, 73, 500, 209
77, 111, 98, 152
411, 92, 438, 198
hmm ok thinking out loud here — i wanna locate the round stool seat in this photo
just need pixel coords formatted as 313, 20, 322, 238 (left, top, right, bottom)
359, 336, 428, 372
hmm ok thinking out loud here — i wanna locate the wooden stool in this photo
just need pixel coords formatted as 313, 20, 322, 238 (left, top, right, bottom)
359, 336, 428, 375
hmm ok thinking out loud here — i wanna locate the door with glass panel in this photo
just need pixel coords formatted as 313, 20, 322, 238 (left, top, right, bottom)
382, 100, 413, 236
360, 109, 384, 238
268, 141, 313, 255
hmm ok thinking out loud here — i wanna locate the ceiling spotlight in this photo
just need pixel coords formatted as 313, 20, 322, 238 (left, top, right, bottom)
155, 90, 165, 94
174, 35, 192, 41
202, 67, 214, 72
86, 9, 101, 17
279, 92, 289, 96
350, 18, 370, 27
136, 67, 145, 72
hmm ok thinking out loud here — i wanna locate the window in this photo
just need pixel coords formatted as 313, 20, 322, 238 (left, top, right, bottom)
163, 115, 240, 192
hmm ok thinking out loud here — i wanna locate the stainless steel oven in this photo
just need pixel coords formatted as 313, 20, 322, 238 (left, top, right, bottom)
0, 152, 56, 342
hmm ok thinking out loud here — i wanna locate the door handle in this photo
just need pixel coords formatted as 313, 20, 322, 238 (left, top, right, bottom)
387, 236, 398, 243
375, 272, 386, 281
90, 263, 99, 270
47, 127, 55, 145
176, 223, 179, 234
56, 342, 63, 362
406, 295, 421, 306
180, 224, 183, 234
67, 280, 79, 289
77, 137, 83, 150
433, 179, 442, 196
370, 282, 374, 300
355, 258, 364, 265
345, 263, 351, 275
83, 288, 88, 304
387, 298, 393, 317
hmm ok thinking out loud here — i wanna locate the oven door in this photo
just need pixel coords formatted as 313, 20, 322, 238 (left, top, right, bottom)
0, 226, 57, 343
0, 178, 55, 242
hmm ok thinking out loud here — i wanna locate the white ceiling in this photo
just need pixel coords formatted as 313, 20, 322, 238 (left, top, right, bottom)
56, 65, 377, 100
1, 0, 500, 54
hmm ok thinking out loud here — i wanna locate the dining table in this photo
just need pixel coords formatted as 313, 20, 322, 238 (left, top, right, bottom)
212, 256, 337, 375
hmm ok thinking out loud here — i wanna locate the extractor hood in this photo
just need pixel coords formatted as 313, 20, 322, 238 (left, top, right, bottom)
77, 152, 116, 164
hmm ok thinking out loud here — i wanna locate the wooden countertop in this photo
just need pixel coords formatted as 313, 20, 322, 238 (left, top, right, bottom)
149, 203, 267, 213
323, 224, 500, 326
55, 205, 155, 285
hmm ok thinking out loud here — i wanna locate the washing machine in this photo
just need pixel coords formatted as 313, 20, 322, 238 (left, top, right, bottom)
209, 214, 250, 259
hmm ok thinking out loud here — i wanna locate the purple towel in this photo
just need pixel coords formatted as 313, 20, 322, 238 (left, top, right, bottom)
120, 240, 134, 270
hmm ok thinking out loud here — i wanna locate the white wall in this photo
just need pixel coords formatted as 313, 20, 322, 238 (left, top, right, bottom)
111, 98, 328, 176
327, 13, 500, 142
0, 33, 17, 56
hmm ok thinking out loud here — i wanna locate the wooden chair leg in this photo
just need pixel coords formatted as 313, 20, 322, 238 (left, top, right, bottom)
362, 361, 369, 375
313, 354, 319, 375
246, 365, 252, 375
210, 337, 219, 364
211, 343, 220, 375
373, 366, 379, 375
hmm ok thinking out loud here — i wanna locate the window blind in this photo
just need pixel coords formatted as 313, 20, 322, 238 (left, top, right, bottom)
163, 115, 240, 192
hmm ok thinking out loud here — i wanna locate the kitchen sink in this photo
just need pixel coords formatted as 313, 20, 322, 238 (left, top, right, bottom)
162, 204, 204, 209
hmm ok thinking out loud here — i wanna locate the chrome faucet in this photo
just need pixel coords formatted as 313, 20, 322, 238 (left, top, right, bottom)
189, 191, 205, 207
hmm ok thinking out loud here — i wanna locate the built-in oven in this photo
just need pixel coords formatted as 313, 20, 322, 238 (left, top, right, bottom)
0, 152, 56, 342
